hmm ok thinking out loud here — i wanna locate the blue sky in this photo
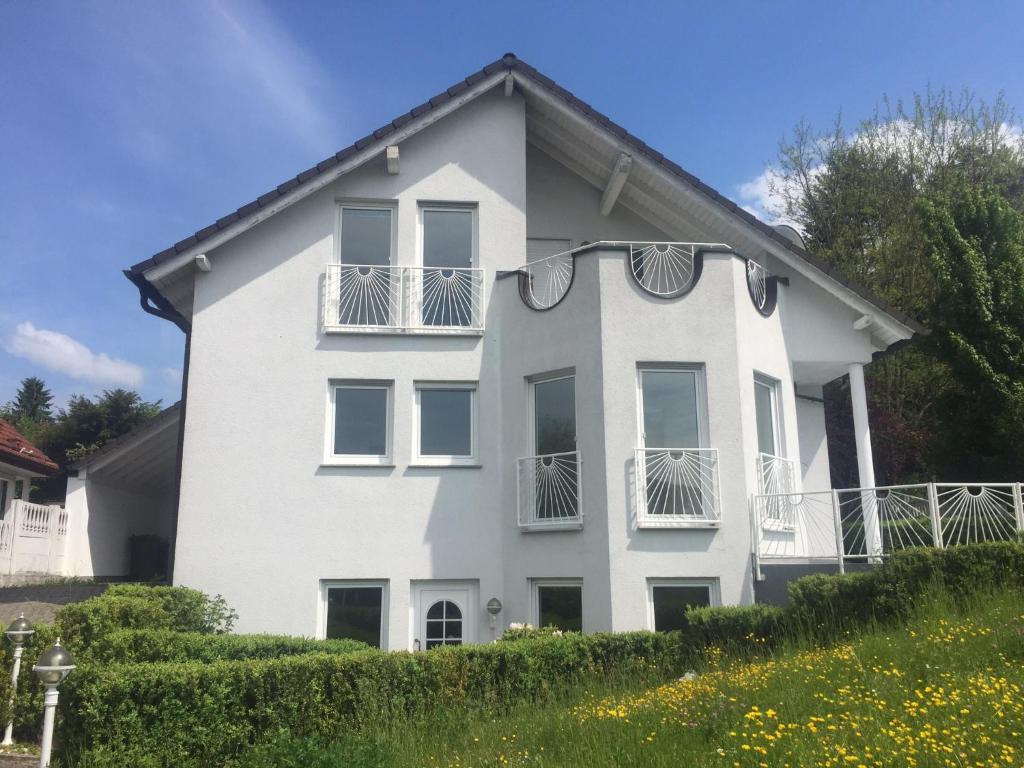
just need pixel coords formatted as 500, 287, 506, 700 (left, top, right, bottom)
1, 0, 1022, 410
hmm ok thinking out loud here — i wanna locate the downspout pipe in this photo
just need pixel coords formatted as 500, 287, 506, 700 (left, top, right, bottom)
124, 270, 191, 583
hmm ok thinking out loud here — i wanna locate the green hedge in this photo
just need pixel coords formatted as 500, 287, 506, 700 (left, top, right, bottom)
86, 629, 370, 664
62, 632, 679, 767
12, 542, 1024, 766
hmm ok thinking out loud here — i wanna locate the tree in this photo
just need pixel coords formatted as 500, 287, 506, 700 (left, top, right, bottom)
1, 377, 55, 447
918, 187, 1024, 479
770, 88, 1024, 484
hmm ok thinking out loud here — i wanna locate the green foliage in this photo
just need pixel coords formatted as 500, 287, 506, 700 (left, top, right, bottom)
919, 187, 1024, 477
772, 89, 1024, 484
498, 624, 571, 642
59, 632, 680, 766
683, 604, 785, 650
786, 542, 1024, 639
87, 629, 369, 664
54, 584, 237, 651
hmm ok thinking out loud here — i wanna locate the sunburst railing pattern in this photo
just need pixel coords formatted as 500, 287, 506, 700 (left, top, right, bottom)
324, 264, 483, 333
517, 451, 582, 529
635, 448, 721, 527
519, 251, 575, 310
746, 260, 768, 309
751, 482, 1024, 579
629, 243, 700, 297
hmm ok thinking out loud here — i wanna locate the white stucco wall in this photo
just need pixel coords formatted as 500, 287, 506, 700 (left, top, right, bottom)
169, 86, 891, 643
65, 475, 170, 578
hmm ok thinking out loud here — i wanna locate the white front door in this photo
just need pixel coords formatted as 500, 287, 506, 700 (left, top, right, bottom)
413, 582, 476, 651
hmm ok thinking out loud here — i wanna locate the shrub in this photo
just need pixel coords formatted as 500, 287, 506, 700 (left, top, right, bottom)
684, 604, 785, 651
86, 629, 370, 664
498, 624, 569, 642
54, 584, 238, 651
60, 632, 681, 766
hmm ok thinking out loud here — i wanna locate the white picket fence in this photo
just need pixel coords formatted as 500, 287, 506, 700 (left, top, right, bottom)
0, 499, 69, 577
751, 482, 1024, 580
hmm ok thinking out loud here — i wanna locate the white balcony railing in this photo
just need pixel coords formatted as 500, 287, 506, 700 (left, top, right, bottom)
516, 451, 582, 530
635, 448, 721, 527
751, 482, 1024, 579
324, 264, 484, 333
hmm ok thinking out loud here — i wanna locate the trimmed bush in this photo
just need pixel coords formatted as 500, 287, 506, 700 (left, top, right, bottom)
61, 631, 681, 766
54, 584, 237, 651
684, 603, 785, 650
87, 629, 370, 664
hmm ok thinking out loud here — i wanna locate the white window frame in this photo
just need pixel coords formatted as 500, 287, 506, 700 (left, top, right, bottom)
753, 372, 783, 457
334, 200, 398, 266
411, 381, 479, 467
646, 577, 720, 631
529, 578, 584, 630
318, 579, 389, 649
323, 380, 394, 466
417, 203, 478, 269
527, 369, 577, 457
636, 364, 709, 449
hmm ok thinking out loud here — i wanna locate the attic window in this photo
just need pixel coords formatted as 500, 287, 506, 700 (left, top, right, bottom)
339, 206, 393, 266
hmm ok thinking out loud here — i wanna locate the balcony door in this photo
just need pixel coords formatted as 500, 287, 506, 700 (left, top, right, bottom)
336, 206, 395, 327
421, 207, 475, 327
638, 367, 710, 518
530, 375, 578, 521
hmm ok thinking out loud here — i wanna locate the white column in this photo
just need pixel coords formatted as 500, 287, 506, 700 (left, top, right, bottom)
849, 363, 882, 556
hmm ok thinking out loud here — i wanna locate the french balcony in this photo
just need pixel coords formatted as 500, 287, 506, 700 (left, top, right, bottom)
757, 452, 799, 531
323, 264, 484, 334
516, 451, 583, 531
634, 448, 721, 528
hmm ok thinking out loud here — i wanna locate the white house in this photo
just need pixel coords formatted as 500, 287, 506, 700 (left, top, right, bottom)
67, 54, 936, 648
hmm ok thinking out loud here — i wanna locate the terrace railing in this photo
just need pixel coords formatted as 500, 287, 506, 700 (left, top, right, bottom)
635, 448, 721, 528
0, 500, 68, 576
751, 482, 1024, 579
516, 451, 582, 530
324, 264, 484, 333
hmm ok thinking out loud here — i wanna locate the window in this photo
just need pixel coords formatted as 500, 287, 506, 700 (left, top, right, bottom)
420, 206, 476, 327
424, 599, 463, 649
533, 580, 583, 632
338, 206, 393, 266
414, 383, 477, 465
327, 382, 392, 464
648, 579, 718, 632
321, 581, 387, 648
754, 375, 781, 457
0, 479, 7, 518
638, 366, 706, 449
529, 373, 578, 520
636, 366, 711, 519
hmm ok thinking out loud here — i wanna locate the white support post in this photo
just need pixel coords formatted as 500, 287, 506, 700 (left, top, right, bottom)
848, 364, 882, 557
1014, 483, 1024, 534
2, 644, 24, 745
831, 489, 846, 574
38, 684, 58, 767
928, 483, 944, 549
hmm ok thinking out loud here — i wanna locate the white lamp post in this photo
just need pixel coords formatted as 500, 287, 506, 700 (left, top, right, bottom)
32, 640, 75, 768
2, 614, 35, 746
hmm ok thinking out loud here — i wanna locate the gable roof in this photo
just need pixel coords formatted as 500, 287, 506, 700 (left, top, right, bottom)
0, 418, 58, 477
126, 53, 925, 337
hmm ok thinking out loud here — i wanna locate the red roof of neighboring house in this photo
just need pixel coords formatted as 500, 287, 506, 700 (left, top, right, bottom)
0, 419, 59, 476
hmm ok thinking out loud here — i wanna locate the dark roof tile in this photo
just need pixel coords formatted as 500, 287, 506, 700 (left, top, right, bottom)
256, 190, 279, 206
195, 224, 219, 241
216, 212, 240, 229
237, 201, 260, 218
173, 234, 198, 253
296, 167, 320, 183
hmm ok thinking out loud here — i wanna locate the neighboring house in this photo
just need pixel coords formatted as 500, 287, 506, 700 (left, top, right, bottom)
87, 54, 934, 646
0, 419, 68, 579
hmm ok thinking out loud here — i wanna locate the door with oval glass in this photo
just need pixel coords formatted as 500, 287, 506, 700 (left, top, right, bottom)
412, 582, 477, 651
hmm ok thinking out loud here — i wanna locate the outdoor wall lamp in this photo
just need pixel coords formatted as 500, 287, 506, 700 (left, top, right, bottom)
2, 614, 35, 746
486, 597, 502, 629
32, 639, 75, 768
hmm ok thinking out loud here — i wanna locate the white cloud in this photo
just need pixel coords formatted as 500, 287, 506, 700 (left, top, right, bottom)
161, 367, 182, 385
4, 322, 143, 388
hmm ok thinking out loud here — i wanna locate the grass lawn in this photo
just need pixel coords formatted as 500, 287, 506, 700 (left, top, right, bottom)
235, 590, 1024, 768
